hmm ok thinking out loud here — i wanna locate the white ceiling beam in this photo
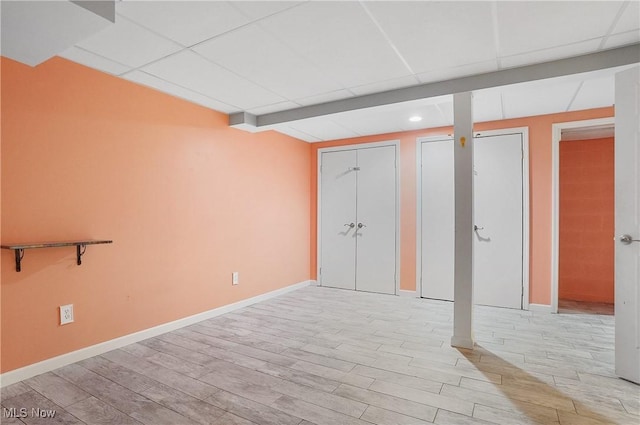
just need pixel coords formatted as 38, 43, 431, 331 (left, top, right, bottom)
230, 44, 639, 129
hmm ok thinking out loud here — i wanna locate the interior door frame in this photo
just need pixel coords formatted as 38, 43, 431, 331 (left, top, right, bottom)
416, 127, 530, 309
551, 117, 615, 313
317, 140, 401, 295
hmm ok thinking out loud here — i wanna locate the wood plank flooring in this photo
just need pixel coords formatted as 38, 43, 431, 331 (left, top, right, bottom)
2, 286, 638, 424
558, 300, 614, 316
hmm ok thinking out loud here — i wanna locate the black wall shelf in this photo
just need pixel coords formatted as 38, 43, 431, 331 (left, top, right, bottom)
1, 240, 112, 272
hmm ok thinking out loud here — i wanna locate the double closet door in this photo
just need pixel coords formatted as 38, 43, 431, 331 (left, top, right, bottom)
319, 145, 397, 295
420, 131, 526, 309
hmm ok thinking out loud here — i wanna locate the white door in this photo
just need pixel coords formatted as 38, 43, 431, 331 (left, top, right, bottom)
615, 66, 640, 384
356, 146, 397, 294
320, 150, 357, 290
419, 132, 525, 309
474, 133, 524, 309
319, 145, 397, 295
420, 139, 455, 300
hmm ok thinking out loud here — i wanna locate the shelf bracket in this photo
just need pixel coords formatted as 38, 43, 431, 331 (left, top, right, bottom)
76, 244, 87, 266
15, 249, 25, 272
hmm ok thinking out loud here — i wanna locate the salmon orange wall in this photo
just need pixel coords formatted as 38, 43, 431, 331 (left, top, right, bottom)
1, 57, 311, 373
559, 137, 614, 303
310, 106, 614, 305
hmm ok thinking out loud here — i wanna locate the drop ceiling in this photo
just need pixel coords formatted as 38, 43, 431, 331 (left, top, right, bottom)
4, 1, 640, 142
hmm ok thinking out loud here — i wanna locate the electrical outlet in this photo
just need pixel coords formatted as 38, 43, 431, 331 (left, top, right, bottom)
232, 272, 239, 285
60, 304, 74, 325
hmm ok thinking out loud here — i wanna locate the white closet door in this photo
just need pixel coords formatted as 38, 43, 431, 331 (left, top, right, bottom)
421, 140, 455, 300
419, 133, 524, 309
355, 146, 397, 294
320, 150, 357, 290
473, 133, 524, 309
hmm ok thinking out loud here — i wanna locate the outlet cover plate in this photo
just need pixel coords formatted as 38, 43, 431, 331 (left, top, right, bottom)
232, 272, 239, 285
60, 304, 74, 325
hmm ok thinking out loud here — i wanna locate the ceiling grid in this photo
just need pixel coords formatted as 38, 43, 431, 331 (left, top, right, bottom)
2, 0, 638, 142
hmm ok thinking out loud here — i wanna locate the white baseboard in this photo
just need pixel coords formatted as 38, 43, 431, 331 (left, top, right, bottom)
528, 303, 552, 314
0, 280, 312, 388
398, 290, 417, 298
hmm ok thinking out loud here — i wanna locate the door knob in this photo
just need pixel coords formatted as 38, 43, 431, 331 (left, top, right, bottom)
474, 225, 484, 231
344, 223, 355, 228
620, 234, 640, 244
357, 223, 367, 229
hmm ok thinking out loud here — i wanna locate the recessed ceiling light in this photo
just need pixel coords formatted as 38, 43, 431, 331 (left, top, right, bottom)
409, 116, 422, 122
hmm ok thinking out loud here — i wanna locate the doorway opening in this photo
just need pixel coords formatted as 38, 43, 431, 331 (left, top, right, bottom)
559, 125, 615, 315
551, 118, 615, 315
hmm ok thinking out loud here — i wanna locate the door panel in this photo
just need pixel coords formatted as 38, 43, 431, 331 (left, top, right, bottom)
421, 140, 455, 300
356, 146, 397, 294
474, 133, 524, 309
615, 66, 639, 384
320, 150, 357, 290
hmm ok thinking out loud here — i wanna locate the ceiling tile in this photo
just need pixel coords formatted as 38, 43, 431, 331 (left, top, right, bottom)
116, 1, 249, 47
561, 126, 614, 141
327, 96, 455, 138
349, 75, 420, 96
274, 126, 322, 143
569, 76, 615, 111
193, 25, 343, 100
500, 39, 601, 69
496, 1, 622, 56
501, 79, 581, 118
330, 107, 405, 137
603, 29, 640, 49
435, 101, 454, 126
59, 47, 130, 75
141, 50, 285, 110
612, 1, 639, 34
230, 1, 303, 21
258, 1, 411, 87
76, 16, 182, 68
472, 89, 504, 123
1, 0, 113, 66
365, 1, 497, 74
123, 70, 237, 113
398, 104, 450, 131
295, 90, 354, 106
416, 60, 499, 84
288, 118, 361, 141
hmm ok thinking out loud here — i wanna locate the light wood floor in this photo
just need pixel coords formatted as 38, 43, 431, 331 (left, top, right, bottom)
2, 286, 638, 425
558, 299, 615, 316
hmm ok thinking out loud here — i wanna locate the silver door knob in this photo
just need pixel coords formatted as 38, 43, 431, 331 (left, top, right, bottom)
357, 223, 367, 229
344, 223, 355, 228
620, 234, 640, 244
474, 225, 484, 231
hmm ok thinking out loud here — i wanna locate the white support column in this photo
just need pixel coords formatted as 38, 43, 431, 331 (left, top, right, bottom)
451, 92, 475, 350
